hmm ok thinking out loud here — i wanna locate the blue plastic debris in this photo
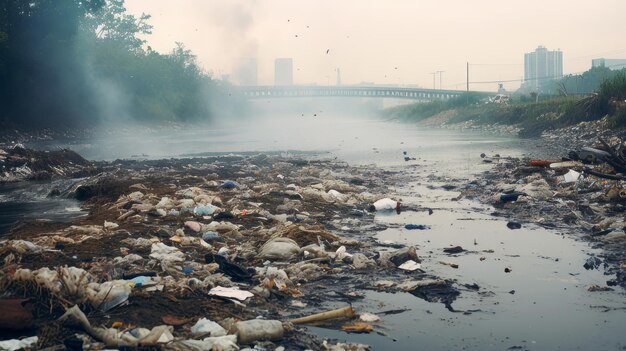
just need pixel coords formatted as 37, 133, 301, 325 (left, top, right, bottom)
404, 224, 430, 230
222, 181, 237, 189
130, 276, 149, 287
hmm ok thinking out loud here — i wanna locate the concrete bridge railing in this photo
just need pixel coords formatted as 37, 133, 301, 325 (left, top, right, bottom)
232, 85, 477, 101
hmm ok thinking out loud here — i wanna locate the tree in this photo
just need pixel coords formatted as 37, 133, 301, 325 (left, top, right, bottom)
1, 0, 242, 128
0, 0, 105, 127
81, 0, 152, 52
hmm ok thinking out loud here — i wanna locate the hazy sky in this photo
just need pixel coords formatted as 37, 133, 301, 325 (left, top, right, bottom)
125, 0, 626, 91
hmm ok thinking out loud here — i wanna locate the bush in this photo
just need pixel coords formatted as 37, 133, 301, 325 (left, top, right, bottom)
385, 92, 485, 122
607, 107, 626, 128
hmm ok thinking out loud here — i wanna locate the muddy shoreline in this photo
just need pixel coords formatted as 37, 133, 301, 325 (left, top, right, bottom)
459, 119, 626, 289
1, 120, 625, 350
1, 146, 454, 350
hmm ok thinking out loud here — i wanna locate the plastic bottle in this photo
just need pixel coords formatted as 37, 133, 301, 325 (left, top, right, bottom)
231, 320, 284, 344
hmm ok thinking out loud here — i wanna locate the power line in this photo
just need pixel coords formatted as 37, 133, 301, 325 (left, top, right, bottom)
452, 62, 626, 87
566, 48, 626, 61
466, 49, 626, 69
469, 63, 523, 66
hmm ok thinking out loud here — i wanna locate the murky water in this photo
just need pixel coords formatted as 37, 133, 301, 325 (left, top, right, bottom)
313, 188, 626, 350
0, 180, 85, 236
8, 114, 626, 349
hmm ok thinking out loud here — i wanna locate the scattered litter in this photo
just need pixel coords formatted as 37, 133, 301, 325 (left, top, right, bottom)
222, 181, 238, 189
499, 192, 525, 203
443, 246, 465, 254
340, 322, 373, 333
191, 318, 227, 337
439, 261, 459, 269
208, 286, 254, 301
359, 312, 380, 322
404, 224, 430, 230
161, 315, 194, 326
563, 169, 582, 183
291, 306, 355, 324
232, 319, 284, 344
0, 336, 38, 351
372, 198, 399, 211
398, 260, 421, 271
259, 237, 300, 261
506, 221, 522, 230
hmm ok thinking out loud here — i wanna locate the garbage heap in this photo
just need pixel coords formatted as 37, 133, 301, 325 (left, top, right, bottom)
1, 153, 453, 350
0, 144, 96, 183
464, 136, 626, 289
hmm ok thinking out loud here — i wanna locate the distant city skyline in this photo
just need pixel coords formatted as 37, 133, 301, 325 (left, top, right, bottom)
274, 58, 293, 86
592, 58, 626, 71
125, 0, 626, 91
524, 46, 563, 92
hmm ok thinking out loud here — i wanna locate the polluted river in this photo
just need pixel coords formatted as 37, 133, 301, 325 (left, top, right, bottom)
1, 113, 625, 350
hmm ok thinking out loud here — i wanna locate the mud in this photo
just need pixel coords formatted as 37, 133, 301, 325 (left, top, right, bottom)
2, 118, 625, 350
0, 150, 458, 350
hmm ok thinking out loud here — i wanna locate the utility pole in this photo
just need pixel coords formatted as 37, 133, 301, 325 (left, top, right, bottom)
430, 72, 436, 89
466, 62, 469, 92
466, 62, 469, 105
436, 70, 445, 90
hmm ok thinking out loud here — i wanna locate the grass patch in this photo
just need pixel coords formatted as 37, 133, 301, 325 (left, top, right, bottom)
385, 92, 485, 122
385, 72, 626, 138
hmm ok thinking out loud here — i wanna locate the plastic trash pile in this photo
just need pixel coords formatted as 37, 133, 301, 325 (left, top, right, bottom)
0, 151, 455, 350
465, 135, 626, 290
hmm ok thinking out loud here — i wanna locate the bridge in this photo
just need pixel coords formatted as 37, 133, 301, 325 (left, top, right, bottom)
232, 85, 479, 101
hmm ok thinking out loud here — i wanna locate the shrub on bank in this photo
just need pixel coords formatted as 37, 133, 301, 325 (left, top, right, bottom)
607, 107, 626, 128
385, 72, 626, 138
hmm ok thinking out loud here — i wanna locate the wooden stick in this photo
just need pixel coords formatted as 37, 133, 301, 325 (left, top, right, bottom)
290, 306, 355, 324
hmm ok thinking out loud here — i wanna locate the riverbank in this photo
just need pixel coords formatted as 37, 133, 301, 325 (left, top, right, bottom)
0, 149, 455, 350
387, 73, 626, 138
1, 117, 625, 350
456, 119, 626, 289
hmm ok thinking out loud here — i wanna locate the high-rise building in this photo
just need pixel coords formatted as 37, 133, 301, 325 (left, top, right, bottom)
234, 58, 257, 86
274, 58, 293, 86
592, 58, 626, 70
524, 46, 563, 91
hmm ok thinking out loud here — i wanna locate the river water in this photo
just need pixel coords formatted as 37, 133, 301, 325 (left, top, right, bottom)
5, 113, 626, 349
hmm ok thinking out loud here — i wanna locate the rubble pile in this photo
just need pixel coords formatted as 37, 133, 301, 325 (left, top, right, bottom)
0, 152, 456, 350
463, 133, 626, 289
541, 118, 616, 150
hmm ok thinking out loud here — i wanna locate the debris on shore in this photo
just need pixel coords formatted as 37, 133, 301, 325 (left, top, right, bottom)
463, 121, 626, 289
0, 149, 457, 350
0, 144, 96, 183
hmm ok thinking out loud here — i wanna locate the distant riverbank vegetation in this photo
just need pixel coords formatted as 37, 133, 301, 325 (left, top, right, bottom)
386, 67, 626, 138
0, 0, 243, 129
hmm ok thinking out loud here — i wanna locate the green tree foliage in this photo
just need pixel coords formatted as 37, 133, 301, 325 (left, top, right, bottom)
80, 0, 152, 52
549, 66, 626, 96
385, 92, 485, 122
0, 0, 242, 128
0, 0, 105, 127
384, 71, 626, 138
